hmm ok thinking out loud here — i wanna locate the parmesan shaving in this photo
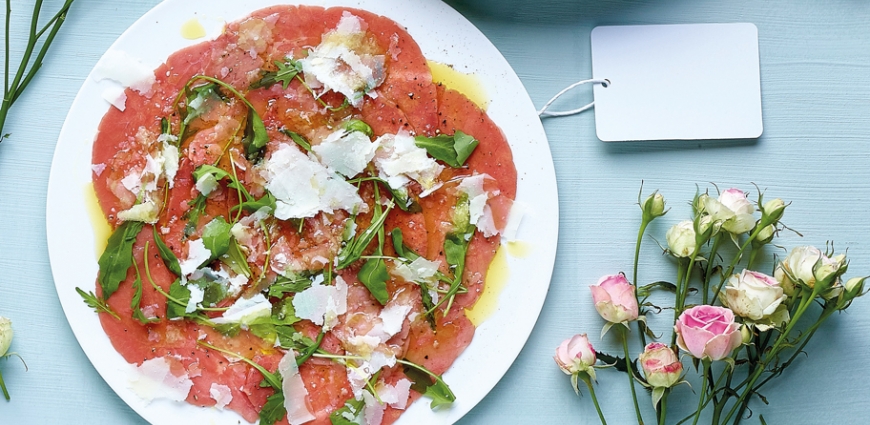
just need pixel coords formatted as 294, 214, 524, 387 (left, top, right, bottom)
209, 383, 233, 409
128, 357, 193, 404
292, 276, 348, 329
179, 239, 212, 276
278, 350, 316, 425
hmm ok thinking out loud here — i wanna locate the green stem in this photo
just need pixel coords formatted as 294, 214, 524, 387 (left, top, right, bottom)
671, 259, 687, 346
702, 235, 723, 304
621, 327, 645, 425
691, 360, 711, 425
580, 374, 608, 425
0, 368, 8, 400
658, 389, 670, 425
721, 292, 815, 423
633, 220, 650, 347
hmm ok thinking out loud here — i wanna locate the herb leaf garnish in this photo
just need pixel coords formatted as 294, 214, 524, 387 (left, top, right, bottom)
75, 288, 120, 320
97, 220, 144, 299
414, 130, 479, 168
400, 360, 456, 409
336, 201, 394, 269
358, 258, 390, 305
152, 226, 181, 276
279, 128, 311, 152
251, 59, 303, 90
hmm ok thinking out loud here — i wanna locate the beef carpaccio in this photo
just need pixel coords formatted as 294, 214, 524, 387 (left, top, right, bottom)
88, 5, 516, 425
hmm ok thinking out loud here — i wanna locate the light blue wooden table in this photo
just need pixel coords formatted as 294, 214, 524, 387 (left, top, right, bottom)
1, 0, 868, 423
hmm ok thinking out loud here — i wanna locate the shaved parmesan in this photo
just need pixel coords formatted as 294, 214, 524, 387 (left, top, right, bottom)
92, 50, 156, 95
117, 200, 159, 223
102, 84, 128, 111
209, 383, 233, 409
299, 13, 386, 108
185, 283, 205, 314
374, 132, 444, 195
458, 174, 501, 237
179, 239, 212, 276
377, 378, 412, 410
312, 129, 379, 177
128, 357, 193, 403
278, 350, 316, 425
392, 257, 440, 284
263, 143, 362, 219
211, 293, 272, 325
195, 171, 219, 196
292, 276, 348, 329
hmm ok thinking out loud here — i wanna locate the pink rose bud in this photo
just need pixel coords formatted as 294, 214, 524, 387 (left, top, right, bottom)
674, 305, 742, 361
554, 334, 596, 375
639, 342, 683, 388
590, 274, 639, 324
721, 270, 786, 321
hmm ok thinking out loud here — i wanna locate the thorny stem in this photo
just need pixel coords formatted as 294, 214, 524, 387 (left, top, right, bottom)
691, 360, 711, 425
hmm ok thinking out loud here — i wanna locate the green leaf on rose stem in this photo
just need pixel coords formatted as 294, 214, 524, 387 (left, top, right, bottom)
152, 227, 182, 276
651, 387, 665, 411
414, 130, 479, 168
76, 288, 120, 320
279, 128, 312, 152
202, 217, 233, 261
595, 351, 638, 375
97, 220, 145, 299
637, 280, 677, 297
402, 362, 456, 409
759, 415, 768, 425
259, 391, 287, 425
358, 257, 390, 305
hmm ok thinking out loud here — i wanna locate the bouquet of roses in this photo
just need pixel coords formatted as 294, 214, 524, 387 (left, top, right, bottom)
554, 185, 866, 425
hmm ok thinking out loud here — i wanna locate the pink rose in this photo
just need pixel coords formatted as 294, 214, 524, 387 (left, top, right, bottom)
674, 305, 742, 361
639, 342, 683, 388
554, 334, 596, 375
590, 274, 639, 323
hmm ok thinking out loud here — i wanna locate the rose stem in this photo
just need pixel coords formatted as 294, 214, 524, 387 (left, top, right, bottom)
579, 374, 608, 425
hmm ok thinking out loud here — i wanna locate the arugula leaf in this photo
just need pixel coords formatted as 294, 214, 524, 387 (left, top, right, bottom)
152, 227, 181, 276
178, 82, 223, 140
223, 237, 252, 278
272, 298, 300, 326
259, 391, 287, 425
251, 59, 303, 90
358, 258, 389, 305
76, 287, 120, 320
187, 277, 229, 308
192, 164, 230, 182
130, 257, 156, 324
202, 217, 233, 260
231, 185, 276, 214
336, 202, 394, 269
166, 280, 191, 320
182, 194, 207, 238
279, 128, 311, 152
330, 397, 365, 425
97, 221, 144, 299
268, 273, 313, 297
401, 361, 456, 409
242, 107, 270, 161
413, 130, 479, 168
295, 331, 324, 366
342, 119, 373, 138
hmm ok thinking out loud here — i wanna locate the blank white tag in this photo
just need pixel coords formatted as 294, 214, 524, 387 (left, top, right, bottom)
591, 23, 762, 142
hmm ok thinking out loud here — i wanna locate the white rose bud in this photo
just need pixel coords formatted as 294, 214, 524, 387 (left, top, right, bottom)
642, 192, 667, 221
721, 270, 787, 321
0, 316, 12, 357
774, 265, 797, 298
761, 198, 786, 225
667, 220, 696, 258
780, 246, 822, 289
704, 188, 755, 235
814, 253, 847, 289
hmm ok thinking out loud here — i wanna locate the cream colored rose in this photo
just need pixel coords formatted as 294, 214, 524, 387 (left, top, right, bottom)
722, 270, 786, 321
667, 220, 696, 258
0, 316, 12, 357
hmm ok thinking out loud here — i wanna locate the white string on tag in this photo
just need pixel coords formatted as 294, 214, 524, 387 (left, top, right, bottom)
537, 78, 609, 118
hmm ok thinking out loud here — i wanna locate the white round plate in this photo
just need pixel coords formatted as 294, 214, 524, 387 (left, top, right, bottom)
46, 1, 558, 424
